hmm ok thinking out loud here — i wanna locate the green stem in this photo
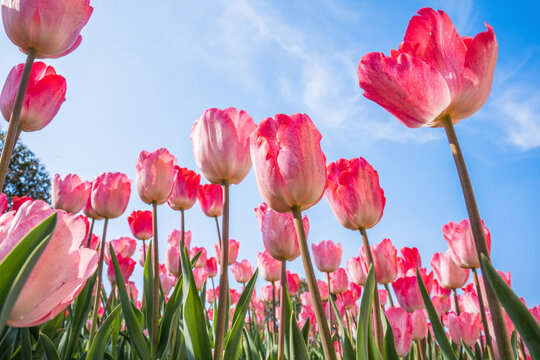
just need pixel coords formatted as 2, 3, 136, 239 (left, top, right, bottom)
292, 205, 336, 360
442, 116, 513, 359
0, 49, 36, 191
85, 218, 95, 248
272, 281, 277, 344
326, 272, 333, 335
472, 268, 495, 360
179, 208, 185, 276
151, 202, 160, 359
453, 288, 461, 315
278, 261, 286, 360
213, 181, 229, 360
384, 283, 394, 307
214, 216, 222, 245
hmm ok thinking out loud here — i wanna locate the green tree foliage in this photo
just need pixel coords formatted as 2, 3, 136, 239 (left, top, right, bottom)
0, 132, 50, 204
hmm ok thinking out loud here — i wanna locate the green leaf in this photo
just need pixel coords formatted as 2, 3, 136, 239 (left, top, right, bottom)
39, 332, 60, 360
0, 213, 57, 332
331, 296, 355, 360
357, 264, 376, 360
480, 254, 540, 359
143, 241, 154, 342
110, 244, 151, 360
461, 340, 478, 360
157, 275, 183, 357
417, 269, 457, 360
301, 317, 310, 346
289, 311, 310, 360
224, 269, 258, 360
243, 327, 261, 360
180, 246, 212, 360
382, 314, 399, 360
20, 327, 32, 360
86, 305, 121, 360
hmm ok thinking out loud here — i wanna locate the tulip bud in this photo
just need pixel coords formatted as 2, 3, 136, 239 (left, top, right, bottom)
197, 184, 223, 217
215, 239, 239, 265
312, 240, 342, 273
91, 172, 131, 219
136, 148, 177, 205
51, 173, 91, 214
231, 259, 254, 283
443, 219, 491, 269
431, 250, 469, 289
360, 238, 398, 285
127, 210, 153, 241
167, 166, 200, 210
257, 250, 281, 283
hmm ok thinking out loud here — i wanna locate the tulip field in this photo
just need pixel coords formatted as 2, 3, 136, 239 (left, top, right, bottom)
0, 1, 539, 360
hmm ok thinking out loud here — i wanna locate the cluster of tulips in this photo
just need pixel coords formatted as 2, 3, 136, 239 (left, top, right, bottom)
0, 0, 538, 360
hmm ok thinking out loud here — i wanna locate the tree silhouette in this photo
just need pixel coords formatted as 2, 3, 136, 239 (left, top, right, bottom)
0, 132, 50, 204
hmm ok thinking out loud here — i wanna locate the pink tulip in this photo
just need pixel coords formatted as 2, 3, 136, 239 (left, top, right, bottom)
460, 286, 480, 315
250, 113, 327, 212
11, 195, 32, 211
360, 238, 398, 285
385, 307, 413, 357
206, 289, 216, 303
348, 282, 362, 300
160, 272, 176, 296
342, 290, 356, 309
167, 229, 191, 249
214, 239, 239, 265
197, 184, 223, 217
231, 259, 254, 283
107, 255, 136, 284
286, 271, 300, 295
165, 246, 180, 277
104, 237, 136, 264
317, 280, 329, 302
167, 166, 200, 210
298, 305, 316, 334
329, 267, 348, 295
91, 172, 131, 219
205, 257, 217, 278
443, 219, 491, 269
1, 62, 66, 132
431, 279, 452, 299
397, 247, 422, 277
392, 276, 424, 312
378, 289, 388, 308
192, 268, 207, 292
189, 246, 207, 268
254, 202, 308, 261
346, 256, 367, 286
358, 8, 497, 128
300, 292, 312, 307
0, 200, 98, 327
325, 157, 385, 230
229, 289, 241, 305
411, 309, 427, 340
138, 243, 152, 267
127, 210, 153, 241
448, 312, 481, 347
312, 240, 342, 273
0, 193, 7, 214
82, 233, 99, 250
51, 173, 90, 214
83, 191, 103, 220
135, 148, 177, 205
191, 107, 256, 184
126, 281, 139, 301
324, 298, 344, 325
432, 295, 451, 316
257, 250, 281, 283
2, 0, 93, 58
259, 285, 274, 303
431, 250, 469, 289
529, 305, 540, 324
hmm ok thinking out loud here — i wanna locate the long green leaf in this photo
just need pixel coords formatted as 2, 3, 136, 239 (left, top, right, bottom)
357, 264, 376, 360
87, 305, 121, 360
224, 269, 258, 360
331, 296, 355, 360
180, 246, 212, 360
382, 314, 399, 360
0, 213, 57, 331
110, 244, 151, 360
417, 269, 457, 360
39, 332, 60, 360
461, 340, 478, 360
143, 240, 154, 342
157, 275, 183, 357
480, 254, 540, 358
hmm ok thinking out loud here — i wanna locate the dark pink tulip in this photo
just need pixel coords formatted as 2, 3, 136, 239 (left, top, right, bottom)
385, 307, 413, 357
378, 289, 388, 308
392, 275, 425, 313
191, 107, 255, 184
126, 281, 139, 301
286, 271, 300, 295
348, 282, 362, 301
431, 279, 452, 299
82, 233, 99, 250
257, 250, 281, 283
250, 113, 326, 213
104, 237, 136, 264
2, 0, 93, 58
193, 268, 208, 292
325, 157, 385, 230
189, 246, 207, 268
107, 255, 135, 284
136, 148, 177, 205
167, 166, 200, 210
529, 305, 540, 324
167, 229, 191, 249
448, 312, 481, 347
197, 184, 223, 217
1, 62, 66, 131
347, 256, 367, 286
83, 191, 103, 220
0, 193, 7, 214
231, 259, 254, 283
411, 309, 427, 340
431, 250, 469, 289
214, 239, 239, 265
397, 247, 422, 278
342, 290, 356, 309
91, 172, 131, 219
205, 257, 217, 278
254, 202, 308, 261
11, 195, 32, 211
360, 238, 398, 285
0, 200, 98, 327
443, 219, 491, 269
312, 240, 342, 273
127, 210, 153, 241
51, 173, 90, 214
329, 267, 348, 295
165, 246, 180, 276
358, 8, 497, 128
229, 289, 241, 305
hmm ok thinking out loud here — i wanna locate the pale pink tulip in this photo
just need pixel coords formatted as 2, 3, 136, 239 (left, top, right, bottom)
138, 243, 152, 267
160, 272, 176, 296
397, 247, 422, 277
104, 237, 136, 264
1, 62, 66, 131
317, 280, 329, 302
191, 107, 255, 184
443, 219, 491, 269
214, 239, 239, 265
325, 157, 385, 230
312, 240, 342, 273
431, 250, 469, 289
346, 256, 367, 286
358, 8, 497, 128
385, 307, 413, 357
259, 285, 273, 303
257, 250, 281, 283
127, 210, 153, 241
167, 166, 200, 210
250, 113, 326, 212
231, 259, 254, 283
360, 238, 398, 285
0, 200, 98, 327
411, 309, 427, 340
192, 268, 207, 292
432, 295, 451, 316
136, 148, 177, 205
165, 246, 180, 277
329, 267, 348, 295
167, 229, 191, 249
83, 191, 103, 220
51, 174, 90, 214
300, 292, 312, 307
448, 312, 481, 347
197, 184, 223, 217
91, 172, 131, 219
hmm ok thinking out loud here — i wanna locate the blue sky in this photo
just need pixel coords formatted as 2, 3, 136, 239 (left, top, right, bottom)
1, 0, 539, 305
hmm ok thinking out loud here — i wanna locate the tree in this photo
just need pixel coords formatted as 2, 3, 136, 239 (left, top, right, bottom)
0, 132, 51, 204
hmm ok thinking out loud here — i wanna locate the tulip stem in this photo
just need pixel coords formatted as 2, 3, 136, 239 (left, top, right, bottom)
384, 283, 394, 307
326, 272, 333, 336
453, 289, 461, 315
142, 239, 147, 264
272, 281, 277, 344
278, 261, 286, 360
359, 227, 384, 353
214, 216, 222, 245
88, 217, 109, 347
179, 208, 185, 276
151, 202, 160, 360
214, 181, 229, 360
442, 115, 512, 359
472, 268, 495, 360
0, 49, 36, 191
86, 218, 95, 248
292, 205, 336, 360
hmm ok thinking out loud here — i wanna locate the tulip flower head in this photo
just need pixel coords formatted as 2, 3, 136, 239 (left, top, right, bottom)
127, 210, 153, 241
90, 172, 131, 219
51, 173, 91, 214
167, 166, 200, 210
197, 184, 223, 218
312, 239, 342, 273
135, 148, 177, 205
214, 239, 239, 265
257, 250, 281, 283
385, 307, 413, 357
431, 250, 469, 289
231, 259, 254, 283
443, 219, 491, 269
360, 238, 398, 285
